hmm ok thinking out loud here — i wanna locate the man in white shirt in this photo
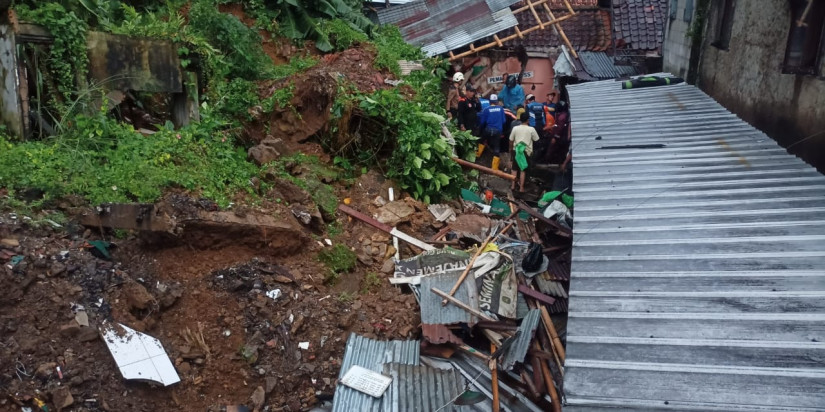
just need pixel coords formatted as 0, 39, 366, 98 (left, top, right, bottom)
508, 112, 539, 192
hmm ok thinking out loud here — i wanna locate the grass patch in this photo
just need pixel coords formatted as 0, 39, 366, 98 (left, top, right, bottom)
361, 271, 382, 294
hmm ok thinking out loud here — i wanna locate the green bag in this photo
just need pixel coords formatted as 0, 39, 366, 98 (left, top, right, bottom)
515, 143, 528, 171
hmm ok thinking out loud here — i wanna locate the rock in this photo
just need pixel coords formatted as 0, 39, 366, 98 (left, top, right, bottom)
356, 253, 373, 266
381, 259, 395, 274
270, 178, 310, 205
74, 311, 89, 327
248, 137, 291, 166
337, 312, 356, 329
250, 386, 266, 411
59, 322, 81, 337
265, 377, 277, 394
35, 362, 57, 378
50, 386, 74, 411
372, 196, 386, 207
123, 282, 154, 311
69, 376, 84, 387
384, 245, 397, 260
376, 242, 388, 258
370, 233, 390, 243
78, 326, 99, 342
157, 283, 183, 309
178, 362, 192, 375
273, 275, 293, 284
375, 201, 415, 225
49, 262, 67, 277
0, 238, 19, 247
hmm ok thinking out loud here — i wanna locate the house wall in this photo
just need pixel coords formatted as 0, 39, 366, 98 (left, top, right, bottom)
699, 0, 825, 170
458, 55, 555, 103
662, 0, 693, 78
663, 0, 825, 170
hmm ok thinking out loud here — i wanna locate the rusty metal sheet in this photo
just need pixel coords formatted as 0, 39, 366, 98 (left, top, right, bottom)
421, 323, 463, 345
86, 31, 181, 93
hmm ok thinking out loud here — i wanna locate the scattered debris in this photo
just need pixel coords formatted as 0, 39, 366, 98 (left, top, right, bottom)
340, 365, 392, 397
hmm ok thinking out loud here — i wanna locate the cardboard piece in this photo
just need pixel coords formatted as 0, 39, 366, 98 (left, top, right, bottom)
101, 322, 181, 386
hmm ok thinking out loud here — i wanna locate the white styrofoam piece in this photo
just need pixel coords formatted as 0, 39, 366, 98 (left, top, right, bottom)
340, 365, 392, 398
101, 323, 181, 386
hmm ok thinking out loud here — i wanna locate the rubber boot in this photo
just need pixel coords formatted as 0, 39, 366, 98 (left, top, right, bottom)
476, 144, 486, 158
492, 156, 501, 171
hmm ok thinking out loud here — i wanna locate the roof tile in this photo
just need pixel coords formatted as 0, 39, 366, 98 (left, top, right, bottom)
612, 0, 667, 51
500, 7, 613, 53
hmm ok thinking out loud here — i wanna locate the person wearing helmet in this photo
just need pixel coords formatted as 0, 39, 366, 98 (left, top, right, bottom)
447, 72, 465, 119
477, 94, 507, 171
499, 73, 525, 112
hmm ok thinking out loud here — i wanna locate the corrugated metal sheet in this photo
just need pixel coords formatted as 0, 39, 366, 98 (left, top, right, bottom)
535, 274, 568, 298
577, 51, 638, 79
377, 0, 520, 56
380, 363, 466, 411
449, 352, 547, 412
332, 333, 420, 412
500, 309, 541, 370
564, 75, 825, 410
420, 271, 479, 325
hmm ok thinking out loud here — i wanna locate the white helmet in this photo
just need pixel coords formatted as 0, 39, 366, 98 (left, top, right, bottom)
452, 72, 465, 82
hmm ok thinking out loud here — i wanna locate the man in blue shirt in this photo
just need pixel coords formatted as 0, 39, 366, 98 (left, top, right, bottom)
477, 94, 507, 171
499, 74, 525, 112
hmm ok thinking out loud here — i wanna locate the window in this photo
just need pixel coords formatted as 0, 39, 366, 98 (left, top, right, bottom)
783, 0, 825, 75
683, 0, 693, 23
712, 0, 736, 50
669, 0, 678, 20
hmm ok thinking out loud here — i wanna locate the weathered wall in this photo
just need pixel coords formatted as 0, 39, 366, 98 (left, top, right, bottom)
0, 24, 22, 138
697, 0, 825, 170
662, 0, 693, 78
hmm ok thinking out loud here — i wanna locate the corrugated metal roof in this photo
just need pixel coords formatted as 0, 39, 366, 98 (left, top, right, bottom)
577, 51, 638, 79
421, 323, 464, 344
449, 352, 548, 412
377, 0, 520, 56
381, 363, 466, 411
500, 309, 541, 370
564, 76, 825, 410
420, 271, 480, 325
332, 333, 420, 412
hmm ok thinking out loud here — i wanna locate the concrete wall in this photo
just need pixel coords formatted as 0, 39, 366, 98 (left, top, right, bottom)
662, 0, 693, 78
697, 0, 825, 170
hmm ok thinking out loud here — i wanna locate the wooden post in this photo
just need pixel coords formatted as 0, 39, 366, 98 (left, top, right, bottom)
493, 34, 503, 47
447, 13, 576, 61
538, 341, 562, 412
452, 157, 516, 181
541, 306, 566, 362
491, 342, 500, 412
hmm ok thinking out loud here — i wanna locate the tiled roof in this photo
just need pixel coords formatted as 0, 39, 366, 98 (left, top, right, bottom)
578, 51, 639, 79
612, 0, 668, 51
500, 8, 612, 53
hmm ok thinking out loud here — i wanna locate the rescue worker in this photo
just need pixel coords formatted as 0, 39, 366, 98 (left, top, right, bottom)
456, 85, 481, 133
499, 73, 525, 112
509, 112, 540, 193
446, 72, 464, 119
526, 94, 554, 161
477, 94, 507, 171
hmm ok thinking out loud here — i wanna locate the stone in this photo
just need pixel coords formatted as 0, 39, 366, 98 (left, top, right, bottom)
248, 137, 291, 166
384, 245, 397, 260
375, 201, 415, 225
356, 253, 373, 266
78, 326, 99, 342
370, 233, 390, 243
74, 311, 89, 327
59, 322, 81, 337
69, 376, 84, 387
250, 386, 266, 411
273, 275, 293, 284
50, 386, 74, 411
123, 282, 155, 311
35, 362, 57, 378
0, 238, 19, 247
49, 262, 67, 277
177, 362, 192, 375
265, 377, 277, 394
381, 259, 395, 274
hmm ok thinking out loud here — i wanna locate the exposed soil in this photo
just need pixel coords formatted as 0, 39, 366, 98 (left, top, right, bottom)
0, 170, 424, 411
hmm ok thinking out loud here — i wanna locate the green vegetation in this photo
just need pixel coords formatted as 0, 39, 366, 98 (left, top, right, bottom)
0, 106, 257, 207
338, 291, 356, 303
371, 25, 424, 76
361, 272, 382, 294
319, 244, 357, 285
320, 18, 369, 51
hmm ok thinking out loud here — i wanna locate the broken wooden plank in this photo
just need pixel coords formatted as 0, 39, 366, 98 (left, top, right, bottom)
518, 284, 556, 306
338, 204, 435, 251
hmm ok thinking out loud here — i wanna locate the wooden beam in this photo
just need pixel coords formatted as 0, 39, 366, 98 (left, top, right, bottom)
493, 34, 503, 47
452, 157, 516, 181
541, 306, 566, 362
431, 287, 496, 322
442, 222, 514, 305
527, 0, 545, 30
518, 284, 556, 306
543, 2, 578, 59
448, 13, 575, 61
515, 200, 572, 238
562, 0, 576, 16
